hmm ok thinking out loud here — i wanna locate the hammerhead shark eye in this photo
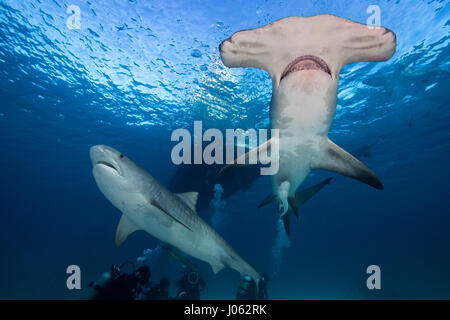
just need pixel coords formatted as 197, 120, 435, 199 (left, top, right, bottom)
120, 154, 124, 159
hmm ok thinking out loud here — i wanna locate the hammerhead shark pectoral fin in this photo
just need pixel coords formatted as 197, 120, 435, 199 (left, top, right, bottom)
218, 139, 271, 175
311, 139, 384, 190
115, 214, 141, 247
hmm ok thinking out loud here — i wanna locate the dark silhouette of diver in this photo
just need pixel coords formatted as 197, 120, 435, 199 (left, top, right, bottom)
145, 277, 170, 300
258, 273, 269, 300
87, 262, 150, 300
176, 271, 206, 300
236, 273, 269, 300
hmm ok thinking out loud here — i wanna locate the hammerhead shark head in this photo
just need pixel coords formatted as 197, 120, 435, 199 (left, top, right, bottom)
219, 14, 396, 216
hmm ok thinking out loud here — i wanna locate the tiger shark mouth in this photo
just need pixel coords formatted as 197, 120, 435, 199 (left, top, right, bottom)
95, 160, 121, 175
280, 55, 332, 81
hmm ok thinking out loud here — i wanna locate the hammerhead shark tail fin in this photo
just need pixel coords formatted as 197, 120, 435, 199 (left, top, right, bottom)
311, 139, 384, 190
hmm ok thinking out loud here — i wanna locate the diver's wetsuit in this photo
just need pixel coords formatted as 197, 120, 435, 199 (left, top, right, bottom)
146, 277, 170, 300
236, 274, 269, 300
236, 276, 257, 300
176, 271, 206, 300
88, 265, 150, 300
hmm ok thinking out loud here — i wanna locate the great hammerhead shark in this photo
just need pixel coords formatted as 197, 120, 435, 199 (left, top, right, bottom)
219, 15, 396, 218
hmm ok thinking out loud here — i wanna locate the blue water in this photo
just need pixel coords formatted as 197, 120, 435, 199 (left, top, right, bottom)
1, 0, 449, 299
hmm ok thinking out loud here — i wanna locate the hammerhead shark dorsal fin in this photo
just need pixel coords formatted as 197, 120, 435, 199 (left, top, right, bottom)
219, 139, 271, 175
311, 139, 384, 190
151, 199, 193, 232
176, 192, 199, 212
115, 214, 141, 247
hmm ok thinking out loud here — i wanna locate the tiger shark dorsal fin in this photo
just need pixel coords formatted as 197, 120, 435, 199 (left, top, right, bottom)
115, 214, 141, 247
311, 139, 384, 190
176, 192, 199, 212
218, 138, 272, 175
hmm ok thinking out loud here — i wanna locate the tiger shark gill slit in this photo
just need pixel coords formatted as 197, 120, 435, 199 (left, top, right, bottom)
219, 14, 396, 216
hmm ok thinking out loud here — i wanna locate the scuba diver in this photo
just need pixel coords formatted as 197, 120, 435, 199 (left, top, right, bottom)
175, 270, 206, 300
145, 277, 171, 300
236, 275, 256, 300
258, 273, 269, 300
86, 262, 150, 300
236, 273, 270, 300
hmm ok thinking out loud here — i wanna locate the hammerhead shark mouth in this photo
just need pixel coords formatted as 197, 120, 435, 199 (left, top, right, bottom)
280, 55, 331, 81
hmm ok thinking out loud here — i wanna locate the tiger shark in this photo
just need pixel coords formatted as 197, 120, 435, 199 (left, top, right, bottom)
219, 14, 396, 216
90, 145, 260, 283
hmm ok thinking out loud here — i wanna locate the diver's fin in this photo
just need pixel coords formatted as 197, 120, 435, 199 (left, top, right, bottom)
288, 196, 298, 218
151, 199, 193, 231
295, 177, 333, 208
210, 262, 224, 275
257, 193, 277, 208
282, 213, 291, 237
115, 214, 141, 247
176, 192, 199, 212
219, 139, 272, 175
311, 139, 384, 190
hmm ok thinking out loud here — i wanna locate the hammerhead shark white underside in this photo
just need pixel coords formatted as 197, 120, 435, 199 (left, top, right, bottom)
90, 145, 260, 283
219, 14, 396, 216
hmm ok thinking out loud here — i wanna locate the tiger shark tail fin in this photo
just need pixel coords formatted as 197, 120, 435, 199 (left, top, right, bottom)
312, 139, 384, 190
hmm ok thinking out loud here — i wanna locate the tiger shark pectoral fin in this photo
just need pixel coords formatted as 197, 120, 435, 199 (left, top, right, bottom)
115, 214, 141, 247
311, 139, 384, 190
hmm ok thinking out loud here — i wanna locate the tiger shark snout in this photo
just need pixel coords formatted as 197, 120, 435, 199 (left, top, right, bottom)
219, 15, 396, 231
